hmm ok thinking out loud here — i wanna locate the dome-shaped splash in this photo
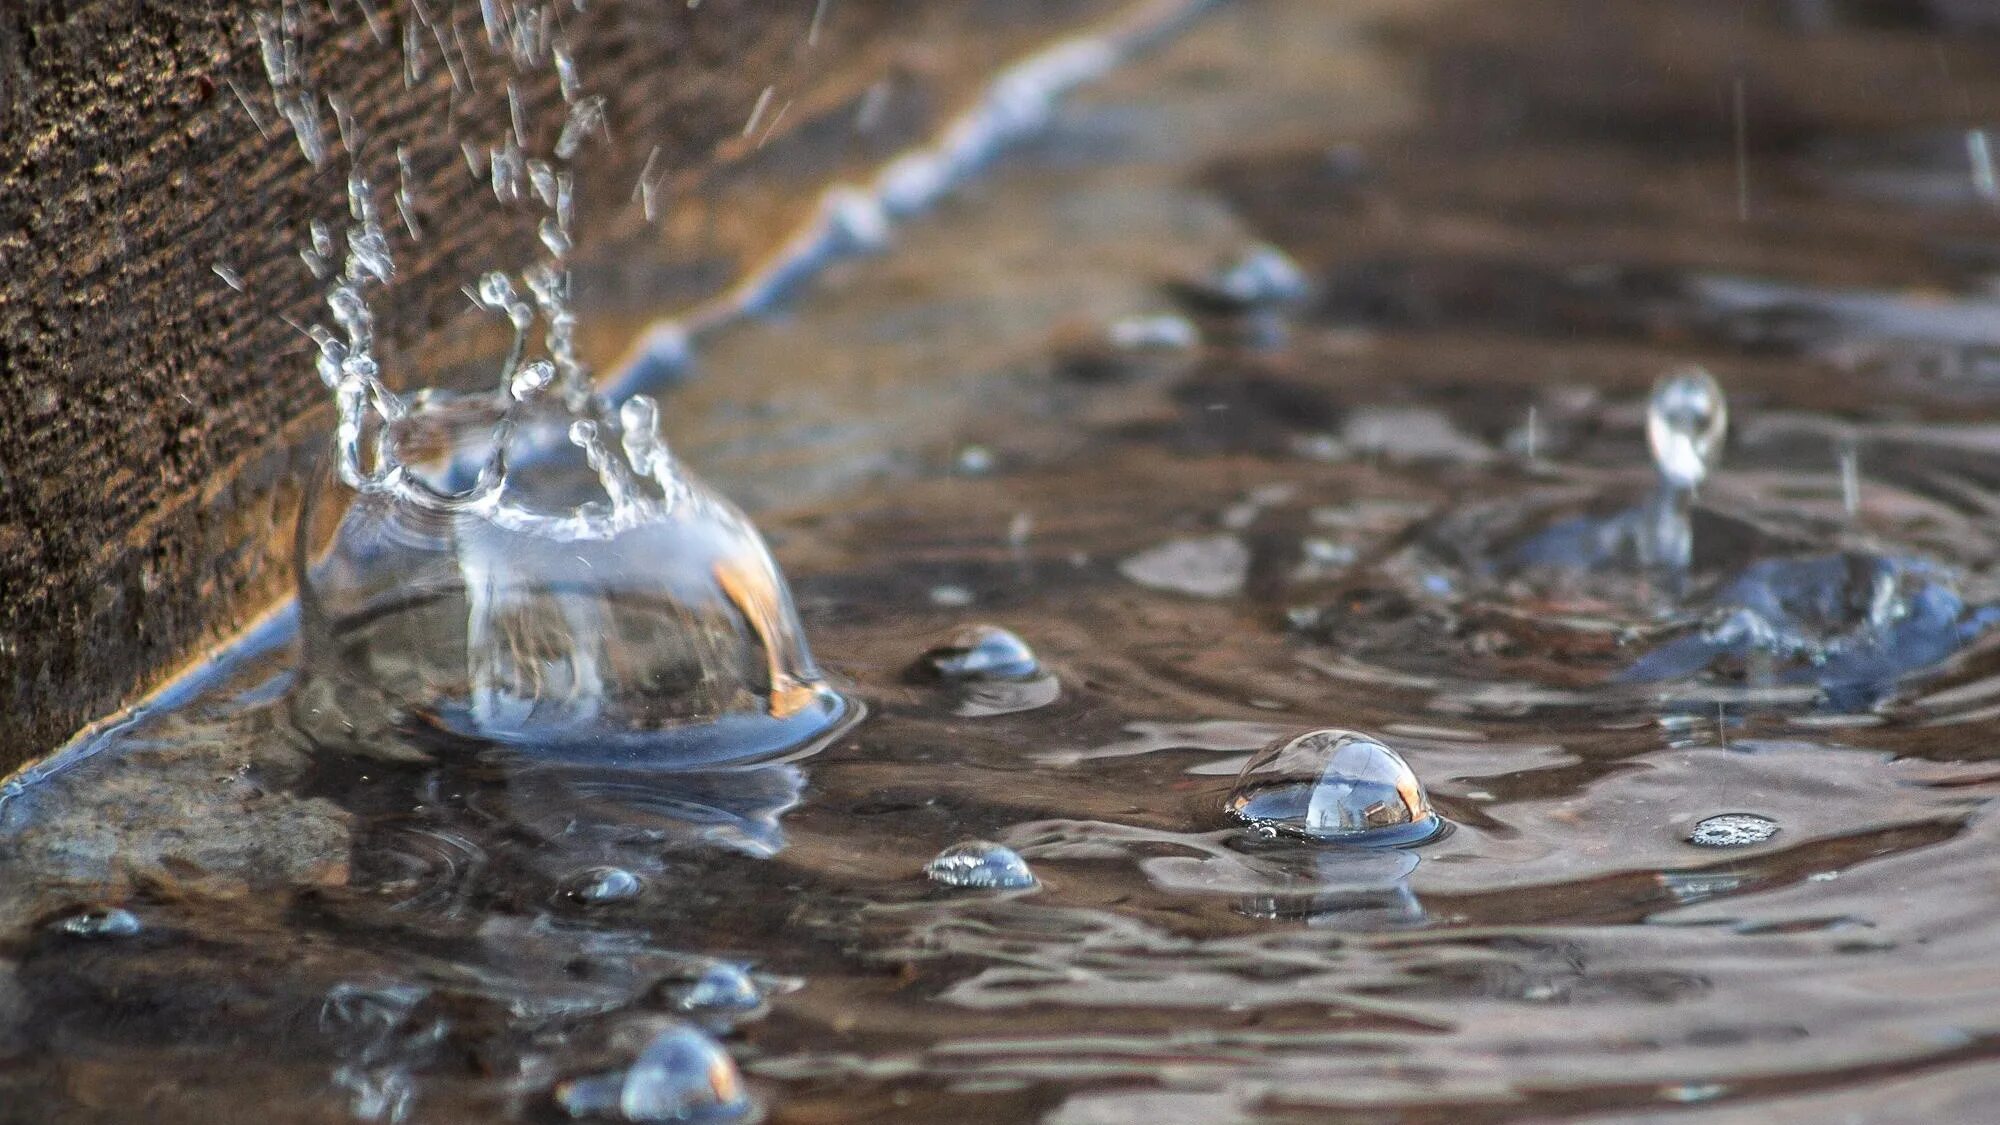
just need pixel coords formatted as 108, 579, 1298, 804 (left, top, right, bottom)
294, 374, 851, 766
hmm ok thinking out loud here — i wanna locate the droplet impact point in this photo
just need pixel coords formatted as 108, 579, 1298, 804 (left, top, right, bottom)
1687, 813, 1779, 848
1227, 729, 1442, 847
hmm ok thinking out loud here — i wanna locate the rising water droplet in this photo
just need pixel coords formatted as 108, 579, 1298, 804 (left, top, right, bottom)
560, 866, 644, 904
51, 906, 143, 939
1687, 813, 1779, 848
925, 840, 1038, 889
553, 1024, 750, 1122
1647, 366, 1728, 491
1227, 730, 1442, 846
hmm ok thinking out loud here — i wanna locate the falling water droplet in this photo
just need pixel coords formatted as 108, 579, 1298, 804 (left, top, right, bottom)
50, 906, 143, 939
1227, 729, 1442, 846
1687, 813, 1779, 848
1647, 366, 1728, 492
909, 625, 1042, 682
553, 1024, 750, 1122
925, 840, 1038, 889
560, 866, 644, 905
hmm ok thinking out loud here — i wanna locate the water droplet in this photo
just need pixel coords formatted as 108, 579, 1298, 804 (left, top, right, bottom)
561, 866, 644, 904
909, 625, 1042, 682
296, 394, 852, 765
1227, 730, 1442, 846
1687, 813, 1779, 848
51, 906, 142, 939
664, 962, 764, 1013
1647, 366, 1728, 491
925, 840, 1038, 889
554, 1024, 750, 1122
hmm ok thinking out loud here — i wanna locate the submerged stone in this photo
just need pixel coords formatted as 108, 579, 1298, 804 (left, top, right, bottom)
925, 840, 1039, 889
1227, 729, 1442, 846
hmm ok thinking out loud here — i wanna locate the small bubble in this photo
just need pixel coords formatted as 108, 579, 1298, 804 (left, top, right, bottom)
1206, 243, 1312, 308
561, 866, 644, 904
51, 906, 143, 939
554, 1024, 749, 1122
956, 445, 995, 474
925, 840, 1038, 889
1227, 729, 1442, 846
664, 962, 764, 1013
1108, 313, 1199, 351
1687, 813, 1779, 848
909, 625, 1041, 683
1647, 366, 1728, 491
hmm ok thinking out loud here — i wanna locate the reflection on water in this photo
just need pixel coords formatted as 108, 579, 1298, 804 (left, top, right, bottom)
20, 0, 2000, 1121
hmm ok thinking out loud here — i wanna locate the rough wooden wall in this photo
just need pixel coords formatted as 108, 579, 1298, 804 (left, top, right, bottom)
0, 0, 1114, 768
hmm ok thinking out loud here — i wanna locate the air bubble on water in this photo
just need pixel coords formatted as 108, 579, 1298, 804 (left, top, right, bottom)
1108, 313, 1198, 351
925, 841, 1039, 890
560, 865, 644, 904
1687, 813, 1780, 848
1226, 729, 1443, 846
1205, 243, 1312, 309
1646, 366, 1728, 492
51, 906, 143, 939
553, 1024, 750, 1123
907, 625, 1058, 715
910, 625, 1042, 682
664, 962, 764, 1014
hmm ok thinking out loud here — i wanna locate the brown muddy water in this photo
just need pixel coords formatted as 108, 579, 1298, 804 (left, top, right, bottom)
16, 0, 2000, 1121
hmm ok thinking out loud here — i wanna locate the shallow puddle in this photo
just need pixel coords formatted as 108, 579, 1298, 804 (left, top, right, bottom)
13, 0, 2000, 1121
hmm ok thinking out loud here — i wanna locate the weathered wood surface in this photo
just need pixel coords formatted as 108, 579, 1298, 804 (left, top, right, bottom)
0, 0, 1117, 768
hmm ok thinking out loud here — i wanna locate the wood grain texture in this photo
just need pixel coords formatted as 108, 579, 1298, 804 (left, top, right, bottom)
0, 0, 1116, 767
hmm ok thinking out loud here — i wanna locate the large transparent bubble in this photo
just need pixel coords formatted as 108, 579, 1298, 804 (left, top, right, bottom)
293, 392, 852, 766
1226, 729, 1443, 847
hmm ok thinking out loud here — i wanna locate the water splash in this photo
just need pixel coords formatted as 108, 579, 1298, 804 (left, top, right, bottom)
1687, 813, 1780, 848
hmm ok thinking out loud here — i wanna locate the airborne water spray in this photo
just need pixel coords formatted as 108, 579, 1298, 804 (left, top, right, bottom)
276, 0, 852, 763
